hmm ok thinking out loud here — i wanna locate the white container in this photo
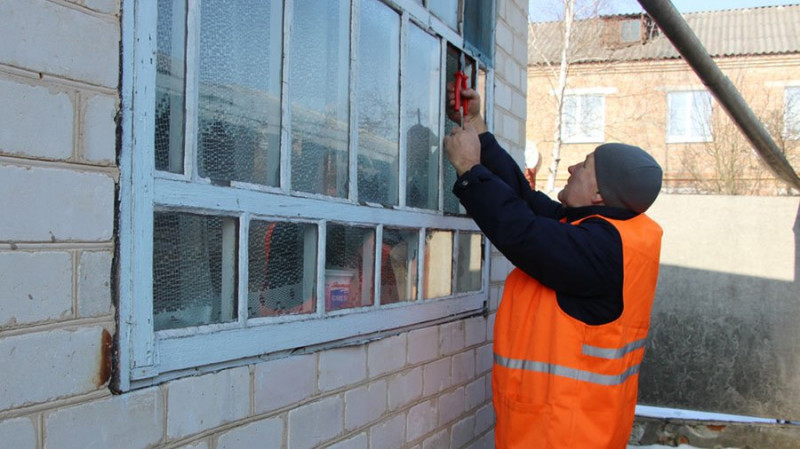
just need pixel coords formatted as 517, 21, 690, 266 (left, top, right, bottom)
325, 269, 354, 310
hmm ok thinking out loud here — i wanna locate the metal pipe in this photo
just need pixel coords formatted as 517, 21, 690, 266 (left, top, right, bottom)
637, 0, 800, 190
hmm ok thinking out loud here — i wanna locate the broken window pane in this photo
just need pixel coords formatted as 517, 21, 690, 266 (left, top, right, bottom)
248, 221, 317, 318
429, 0, 459, 30
155, 0, 186, 174
424, 230, 453, 299
197, 0, 283, 186
405, 24, 441, 210
325, 223, 375, 311
291, 0, 351, 197
153, 212, 237, 330
381, 228, 419, 304
456, 232, 483, 293
357, 0, 400, 205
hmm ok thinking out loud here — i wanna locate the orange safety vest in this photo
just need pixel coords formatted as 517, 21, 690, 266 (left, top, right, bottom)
492, 214, 662, 449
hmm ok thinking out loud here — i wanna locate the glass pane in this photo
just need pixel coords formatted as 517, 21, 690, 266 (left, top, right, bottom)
429, 0, 459, 29
464, 0, 493, 63
668, 92, 687, 137
562, 95, 578, 140
155, 0, 186, 174
405, 24, 441, 210
153, 212, 238, 330
291, 0, 351, 197
691, 91, 712, 139
443, 48, 462, 214
248, 221, 317, 317
584, 95, 604, 139
477, 67, 487, 120
198, 0, 283, 186
455, 232, 482, 293
424, 230, 453, 299
381, 228, 419, 304
325, 224, 375, 311
357, 0, 400, 205
786, 87, 800, 138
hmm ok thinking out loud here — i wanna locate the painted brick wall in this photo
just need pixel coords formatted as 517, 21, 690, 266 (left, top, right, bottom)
0, 1, 527, 448
527, 55, 800, 194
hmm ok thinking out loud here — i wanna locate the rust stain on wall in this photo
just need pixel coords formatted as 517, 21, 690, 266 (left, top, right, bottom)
96, 328, 113, 387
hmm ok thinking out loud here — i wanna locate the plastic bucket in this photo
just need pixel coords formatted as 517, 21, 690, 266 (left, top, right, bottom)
325, 269, 354, 310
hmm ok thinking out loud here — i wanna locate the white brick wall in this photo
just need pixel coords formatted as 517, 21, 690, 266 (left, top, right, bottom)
0, 0, 119, 88
0, 165, 114, 242
166, 367, 250, 440
0, 417, 37, 449
319, 346, 367, 392
344, 380, 387, 431
0, 77, 73, 159
0, 327, 108, 410
216, 418, 284, 449
45, 388, 164, 449
0, 251, 72, 325
288, 395, 344, 449
254, 354, 317, 414
0, 0, 529, 447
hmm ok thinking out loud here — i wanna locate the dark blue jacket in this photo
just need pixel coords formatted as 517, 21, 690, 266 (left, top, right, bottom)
452, 133, 638, 325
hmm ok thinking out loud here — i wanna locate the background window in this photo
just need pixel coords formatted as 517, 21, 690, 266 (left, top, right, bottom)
429, 0, 459, 29
325, 224, 376, 311
404, 24, 441, 210
456, 232, 483, 293
463, 0, 495, 64
424, 230, 453, 299
249, 221, 317, 318
667, 90, 712, 143
357, 0, 401, 205
381, 228, 420, 304
561, 94, 605, 143
197, 0, 283, 186
290, 0, 351, 197
154, 212, 238, 331
784, 86, 800, 140
154, 0, 186, 174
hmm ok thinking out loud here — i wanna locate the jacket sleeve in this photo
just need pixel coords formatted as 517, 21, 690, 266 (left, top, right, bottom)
477, 133, 563, 219
453, 135, 620, 297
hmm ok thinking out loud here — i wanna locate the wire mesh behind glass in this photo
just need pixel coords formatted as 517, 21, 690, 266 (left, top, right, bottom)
197, 0, 283, 186
153, 212, 238, 330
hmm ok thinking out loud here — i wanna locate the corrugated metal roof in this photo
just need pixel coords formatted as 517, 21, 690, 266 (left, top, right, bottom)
528, 4, 800, 65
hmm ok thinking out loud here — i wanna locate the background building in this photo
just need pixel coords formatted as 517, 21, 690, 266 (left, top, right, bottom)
527, 5, 800, 195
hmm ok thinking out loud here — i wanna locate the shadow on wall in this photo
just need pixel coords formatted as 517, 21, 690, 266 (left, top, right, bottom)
638, 203, 800, 421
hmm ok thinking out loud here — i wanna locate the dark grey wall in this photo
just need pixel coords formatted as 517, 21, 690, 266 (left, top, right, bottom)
638, 199, 800, 420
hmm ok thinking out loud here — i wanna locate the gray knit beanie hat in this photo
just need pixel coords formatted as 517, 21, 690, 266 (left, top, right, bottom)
594, 143, 662, 213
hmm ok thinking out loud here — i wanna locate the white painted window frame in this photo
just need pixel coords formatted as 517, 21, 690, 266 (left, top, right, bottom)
783, 85, 800, 141
119, 0, 494, 391
558, 88, 612, 144
666, 90, 713, 144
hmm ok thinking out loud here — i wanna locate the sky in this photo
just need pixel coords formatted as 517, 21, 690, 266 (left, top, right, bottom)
529, 0, 800, 21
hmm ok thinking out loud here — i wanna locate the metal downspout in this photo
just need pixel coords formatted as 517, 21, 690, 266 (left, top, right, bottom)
637, 0, 800, 191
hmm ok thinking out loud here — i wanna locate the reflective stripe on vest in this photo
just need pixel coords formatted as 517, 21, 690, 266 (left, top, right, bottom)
494, 353, 641, 387
582, 337, 647, 359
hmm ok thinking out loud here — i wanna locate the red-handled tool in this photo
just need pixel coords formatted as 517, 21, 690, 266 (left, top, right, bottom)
454, 53, 469, 127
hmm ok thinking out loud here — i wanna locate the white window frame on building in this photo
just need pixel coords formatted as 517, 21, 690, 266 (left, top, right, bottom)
666, 89, 713, 143
558, 88, 613, 144
118, 0, 495, 391
783, 85, 800, 140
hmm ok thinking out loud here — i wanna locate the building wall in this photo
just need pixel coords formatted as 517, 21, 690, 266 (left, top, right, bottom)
527, 54, 800, 194
0, 1, 528, 448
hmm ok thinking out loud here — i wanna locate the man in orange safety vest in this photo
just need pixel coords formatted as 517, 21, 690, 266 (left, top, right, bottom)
444, 85, 663, 448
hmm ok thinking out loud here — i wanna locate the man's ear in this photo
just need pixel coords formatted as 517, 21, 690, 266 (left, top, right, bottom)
591, 191, 605, 206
